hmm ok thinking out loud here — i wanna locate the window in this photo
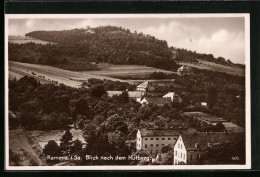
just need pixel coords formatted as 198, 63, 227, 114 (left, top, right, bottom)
151, 150, 153, 154
174, 138, 177, 140
162, 138, 165, 140
181, 153, 182, 158
190, 155, 193, 160
181, 144, 182, 149
145, 138, 148, 140
162, 144, 164, 146
175, 151, 177, 156
151, 138, 153, 140
156, 144, 159, 147
150, 144, 153, 146
156, 138, 159, 140
178, 143, 180, 148
156, 150, 158, 153
184, 154, 185, 160
180, 138, 182, 141
197, 154, 200, 160
139, 138, 140, 141
168, 138, 171, 140
145, 144, 147, 148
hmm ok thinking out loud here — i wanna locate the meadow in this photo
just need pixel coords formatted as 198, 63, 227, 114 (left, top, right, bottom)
179, 59, 245, 76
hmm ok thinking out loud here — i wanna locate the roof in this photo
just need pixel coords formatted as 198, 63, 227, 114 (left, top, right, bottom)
128, 91, 142, 98
180, 132, 243, 151
163, 92, 181, 98
142, 97, 172, 105
140, 129, 180, 137
163, 92, 175, 97
178, 65, 191, 71
107, 91, 122, 97
107, 91, 142, 98
137, 81, 153, 89
184, 112, 227, 123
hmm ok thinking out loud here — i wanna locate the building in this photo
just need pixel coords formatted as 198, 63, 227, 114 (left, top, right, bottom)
184, 112, 228, 126
136, 129, 179, 155
107, 91, 142, 102
200, 102, 208, 107
173, 132, 241, 165
163, 92, 183, 103
127, 91, 143, 102
184, 112, 244, 133
136, 81, 155, 93
177, 65, 192, 76
140, 97, 172, 106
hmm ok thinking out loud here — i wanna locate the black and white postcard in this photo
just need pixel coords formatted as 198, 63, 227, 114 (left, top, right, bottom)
5, 14, 251, 170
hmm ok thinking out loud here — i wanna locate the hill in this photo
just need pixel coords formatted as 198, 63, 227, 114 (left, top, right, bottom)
9, 25, 245, 73
21, 26, 178, 71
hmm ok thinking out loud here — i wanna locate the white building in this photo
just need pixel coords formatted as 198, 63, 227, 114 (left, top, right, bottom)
173, 132, 241, 165
136, 81, 155, 93
163, 92, 183, 103
177, 66, 192, 76
136, 129, 179, 155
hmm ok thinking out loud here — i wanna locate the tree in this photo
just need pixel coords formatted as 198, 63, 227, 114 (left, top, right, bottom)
214, 122, 225, 132
75, 99, 89, 116
118, 91, 129, 103
60, 130, 73, 155
43, 140, 61, 164
43, 140, 61, 157
207, 87, 218, 109
90, 84, 106, 98
71, 139, 83, 155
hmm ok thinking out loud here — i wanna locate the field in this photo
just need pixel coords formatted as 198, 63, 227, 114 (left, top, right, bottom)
8, 35, 55, 44
179, 59, 245, 76
28, 129, 85, 149
9, 61, 176, 87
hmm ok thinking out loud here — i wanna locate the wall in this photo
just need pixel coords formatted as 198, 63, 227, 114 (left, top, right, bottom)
141, 135, 178, 155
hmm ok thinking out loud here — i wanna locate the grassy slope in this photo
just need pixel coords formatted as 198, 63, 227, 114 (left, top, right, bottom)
9, 129, 44, 166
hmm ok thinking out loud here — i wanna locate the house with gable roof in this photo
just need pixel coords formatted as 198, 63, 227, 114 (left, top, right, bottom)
136, 81, 155, 93
163, 92, 183, 103
173, 132, 242, 165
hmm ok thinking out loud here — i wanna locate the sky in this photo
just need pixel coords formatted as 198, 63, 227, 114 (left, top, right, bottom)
8, 17, 246, 64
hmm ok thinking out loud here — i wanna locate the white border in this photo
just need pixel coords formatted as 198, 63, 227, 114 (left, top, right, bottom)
5, 13, 251, 170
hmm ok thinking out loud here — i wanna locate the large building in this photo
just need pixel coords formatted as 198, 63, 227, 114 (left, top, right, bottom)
136, 129, 179, 155
107, 91, 142, 102
173, 132, 242, 165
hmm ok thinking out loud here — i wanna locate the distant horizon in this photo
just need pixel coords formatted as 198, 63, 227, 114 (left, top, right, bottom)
8, 17, 247, 64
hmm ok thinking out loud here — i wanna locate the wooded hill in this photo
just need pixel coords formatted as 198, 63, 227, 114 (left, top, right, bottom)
9, 25, 244, 71
20, 26, 178, 71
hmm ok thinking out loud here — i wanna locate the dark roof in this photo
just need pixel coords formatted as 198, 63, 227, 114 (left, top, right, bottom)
140, 129, 180, 137
180, 132, 243, 151
184, 112, 227, 123
143, 97, 172, 105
